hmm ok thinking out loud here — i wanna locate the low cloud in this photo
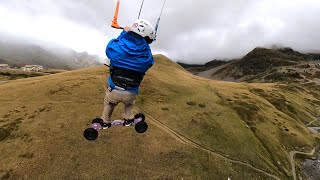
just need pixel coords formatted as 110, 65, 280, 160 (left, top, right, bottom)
0, 0, 319, 64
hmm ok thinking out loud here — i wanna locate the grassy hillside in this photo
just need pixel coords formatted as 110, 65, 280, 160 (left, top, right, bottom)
0, 55, 319, 179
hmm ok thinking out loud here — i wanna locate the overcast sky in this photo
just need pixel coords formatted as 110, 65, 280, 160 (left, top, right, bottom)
0, 0, 319, 64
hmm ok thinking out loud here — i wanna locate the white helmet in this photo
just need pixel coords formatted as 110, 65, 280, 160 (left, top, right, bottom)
130, 19, 155, 41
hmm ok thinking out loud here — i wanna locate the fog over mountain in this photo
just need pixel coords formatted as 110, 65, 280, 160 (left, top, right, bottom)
0, 0, 320, 64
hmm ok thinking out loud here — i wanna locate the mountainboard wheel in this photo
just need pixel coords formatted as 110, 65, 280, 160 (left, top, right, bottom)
134, 113, 145, 121
135, 121, 148, 133
84, 128, 98, 140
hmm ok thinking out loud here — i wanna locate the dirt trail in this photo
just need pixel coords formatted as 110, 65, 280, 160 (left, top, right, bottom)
289, 148, 315, 180
135, 107, 281, 180
305, 119, 319, 127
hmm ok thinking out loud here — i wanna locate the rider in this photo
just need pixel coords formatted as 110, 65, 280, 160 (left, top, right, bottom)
100, 19, 155, 128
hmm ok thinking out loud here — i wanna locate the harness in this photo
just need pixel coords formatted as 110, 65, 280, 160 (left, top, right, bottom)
110, 66, 145, 89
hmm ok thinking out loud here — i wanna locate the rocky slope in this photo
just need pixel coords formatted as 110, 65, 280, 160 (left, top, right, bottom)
181, 47, 320, 84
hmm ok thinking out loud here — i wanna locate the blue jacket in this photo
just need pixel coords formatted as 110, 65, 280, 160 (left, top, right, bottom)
106, 31, 154, 94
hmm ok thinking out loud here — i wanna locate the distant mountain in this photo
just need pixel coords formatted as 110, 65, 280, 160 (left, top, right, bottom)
278, 47, 320, 60
0, 59, 8, 64
178, 60, 228, 74
0, 37, 102, 70
184, 47, 320, 83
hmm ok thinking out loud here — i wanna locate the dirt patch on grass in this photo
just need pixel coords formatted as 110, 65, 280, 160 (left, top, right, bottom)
186, 101, 197, 106
48, 84, 70, 95
0, 117, 23, 141
29, 115, 36, 119
19, 153, 34, 159
186, 101, 207, 108
49, 86, 65, 94
0, 128, 10, 141
161, 107, 169, 111
2, 114, 11, 118
0, 170, 12, 180
39, 107, 47, 112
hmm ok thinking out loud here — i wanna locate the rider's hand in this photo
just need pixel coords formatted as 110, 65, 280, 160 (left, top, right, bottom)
124, 26, 131, 32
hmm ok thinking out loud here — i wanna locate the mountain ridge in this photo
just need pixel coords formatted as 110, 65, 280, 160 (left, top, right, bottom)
0, 37, 102, 70
0, 54, 319, 179
180, 47, 320, 83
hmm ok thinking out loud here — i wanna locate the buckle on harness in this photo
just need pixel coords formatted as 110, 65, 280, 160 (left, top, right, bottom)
108, 86, 125, 92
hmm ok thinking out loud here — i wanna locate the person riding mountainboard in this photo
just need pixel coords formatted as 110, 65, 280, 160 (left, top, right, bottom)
100, 19, 155, 128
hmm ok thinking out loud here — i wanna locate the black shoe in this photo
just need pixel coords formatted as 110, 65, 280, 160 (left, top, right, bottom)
123, 119, 134, 126
100, 121, 111, 129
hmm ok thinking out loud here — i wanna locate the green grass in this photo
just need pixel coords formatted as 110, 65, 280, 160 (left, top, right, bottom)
0, 55, 319, 179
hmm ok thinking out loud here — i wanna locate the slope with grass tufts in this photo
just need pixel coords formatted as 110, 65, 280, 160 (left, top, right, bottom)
0, 55, 319, 179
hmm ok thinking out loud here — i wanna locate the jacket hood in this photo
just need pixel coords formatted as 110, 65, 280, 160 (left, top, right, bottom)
118, 31, 150, 56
